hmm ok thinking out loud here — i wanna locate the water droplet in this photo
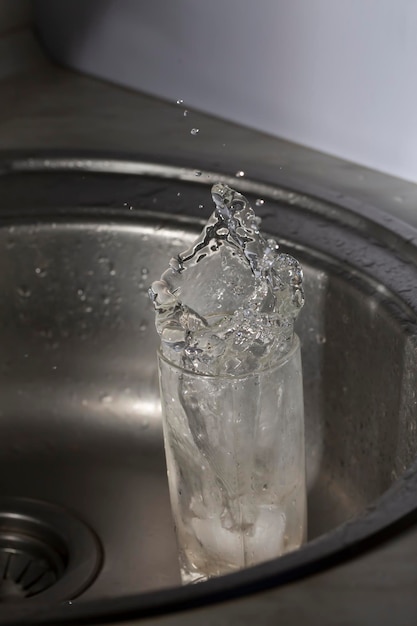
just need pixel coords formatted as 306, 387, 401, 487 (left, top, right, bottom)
256, 198, 264, 206
235, 170, 245, 178
84, 306, 93, 314
52, 365, 57, 370
139, 322, 147, 331
141, 267, 149, 276
77, 288, 86, 301
183, 110, 188, 117
190, 128, 199, 135
198, 204, 204, 209
316, 334, 327, 344
35, 267, 47, 278
194, 170, 202, 177
17, 286, 31, 298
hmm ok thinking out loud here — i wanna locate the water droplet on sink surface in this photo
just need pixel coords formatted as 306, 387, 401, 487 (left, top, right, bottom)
190, 128, 199, 135
183, 110, 189, 117
77, 288, 86, 301
256, 199, 264, 206
235, 170, 245, 178
194, 170, 202, 177
176, 99, 184, 105
17, 286, 31, 298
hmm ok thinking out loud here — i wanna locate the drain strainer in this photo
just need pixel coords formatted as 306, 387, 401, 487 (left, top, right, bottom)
0, 498, 101, 604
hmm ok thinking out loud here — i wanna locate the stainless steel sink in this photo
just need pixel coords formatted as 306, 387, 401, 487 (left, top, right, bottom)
1, 158, 417, 625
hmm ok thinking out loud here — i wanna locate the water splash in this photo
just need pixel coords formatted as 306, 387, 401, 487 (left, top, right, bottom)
149, 183, 304, 375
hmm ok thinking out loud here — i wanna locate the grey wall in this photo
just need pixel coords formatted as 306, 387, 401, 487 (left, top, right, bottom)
0, 0, 31, 33
0, 0, 42, 80
35, 0, 417, 182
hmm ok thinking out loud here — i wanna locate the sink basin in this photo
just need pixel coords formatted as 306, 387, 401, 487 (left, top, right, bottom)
1, 158, 417, 624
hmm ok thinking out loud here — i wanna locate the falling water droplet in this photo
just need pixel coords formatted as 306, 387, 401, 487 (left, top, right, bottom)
190, 128, 199, 135
235, 170, 245, 178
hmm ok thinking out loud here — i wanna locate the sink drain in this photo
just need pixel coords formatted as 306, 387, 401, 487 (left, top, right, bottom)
0, 498, 101, 604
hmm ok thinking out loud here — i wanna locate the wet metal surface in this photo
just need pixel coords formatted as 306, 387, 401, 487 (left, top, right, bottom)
0, 163, 417, 625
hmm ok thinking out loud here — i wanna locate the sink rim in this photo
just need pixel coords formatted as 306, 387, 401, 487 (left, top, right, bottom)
2, 155, 417, 625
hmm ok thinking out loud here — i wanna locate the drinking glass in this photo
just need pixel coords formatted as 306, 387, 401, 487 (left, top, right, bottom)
158, 335, 306, 584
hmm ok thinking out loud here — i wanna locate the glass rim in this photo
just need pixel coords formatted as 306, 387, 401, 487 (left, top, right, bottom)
157, 334, 300, 380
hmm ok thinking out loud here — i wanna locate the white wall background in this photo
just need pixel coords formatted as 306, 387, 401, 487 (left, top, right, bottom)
35, 0, 417, 182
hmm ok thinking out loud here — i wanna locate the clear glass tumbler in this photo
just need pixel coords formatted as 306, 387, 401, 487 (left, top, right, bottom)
158, 335, 306, 584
